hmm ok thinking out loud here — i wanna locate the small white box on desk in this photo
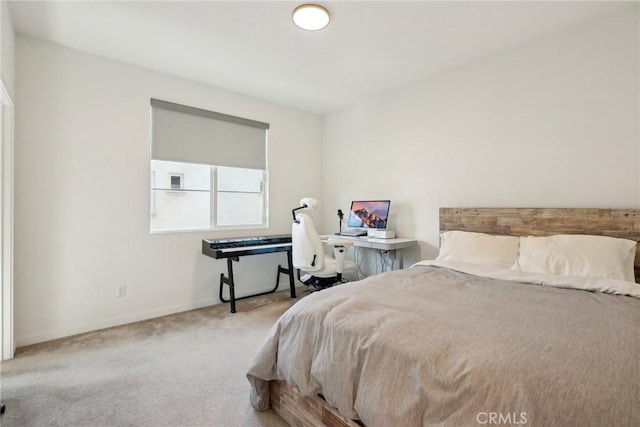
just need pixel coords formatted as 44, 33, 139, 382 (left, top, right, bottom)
374, 230, 395, 239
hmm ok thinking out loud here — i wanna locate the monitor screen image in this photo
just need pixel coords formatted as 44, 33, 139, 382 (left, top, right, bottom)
347, 200, 391, 229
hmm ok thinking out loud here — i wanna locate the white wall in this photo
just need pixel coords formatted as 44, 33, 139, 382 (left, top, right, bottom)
323, 9, 640, 264
14, 36, 324, 346
0, 0, 15, 97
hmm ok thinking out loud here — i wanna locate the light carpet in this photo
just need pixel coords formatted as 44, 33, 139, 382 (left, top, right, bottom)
0, 291, 301, 426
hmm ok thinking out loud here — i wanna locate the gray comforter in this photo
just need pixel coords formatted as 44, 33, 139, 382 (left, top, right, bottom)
247, 266, 640, 426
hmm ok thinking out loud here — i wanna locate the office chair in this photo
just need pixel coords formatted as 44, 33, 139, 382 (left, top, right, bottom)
291, 197, 356, 290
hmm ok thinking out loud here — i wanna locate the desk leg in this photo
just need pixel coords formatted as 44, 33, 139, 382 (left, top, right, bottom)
276, 250, 296, 299
390, 249, 404, 270
219, 258, 238, 313
221, 251, 295, 314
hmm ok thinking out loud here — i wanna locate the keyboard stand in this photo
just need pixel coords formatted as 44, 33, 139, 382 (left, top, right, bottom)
219, 250, 296, 313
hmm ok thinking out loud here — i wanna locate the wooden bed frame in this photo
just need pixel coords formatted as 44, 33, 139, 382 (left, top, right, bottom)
269, 380, 362, 427
268, 207, 640, 426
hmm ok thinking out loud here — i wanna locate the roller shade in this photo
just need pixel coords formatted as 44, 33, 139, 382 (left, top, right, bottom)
151, 99, 269, 169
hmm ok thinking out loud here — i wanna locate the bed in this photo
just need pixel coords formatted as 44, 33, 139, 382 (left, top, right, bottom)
247, 208, 640, 426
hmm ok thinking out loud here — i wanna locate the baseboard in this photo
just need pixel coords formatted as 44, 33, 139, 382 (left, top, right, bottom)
16, 285, 306, 348
16, 297, 220, 347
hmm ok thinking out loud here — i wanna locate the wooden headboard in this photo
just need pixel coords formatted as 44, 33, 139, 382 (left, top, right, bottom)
440, 208, 640, 282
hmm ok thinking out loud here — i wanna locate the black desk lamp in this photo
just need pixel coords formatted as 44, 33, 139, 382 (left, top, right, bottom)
337, 209, 344, 234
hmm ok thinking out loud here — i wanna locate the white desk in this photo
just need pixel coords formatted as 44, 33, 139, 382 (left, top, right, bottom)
322, 235, 417, 269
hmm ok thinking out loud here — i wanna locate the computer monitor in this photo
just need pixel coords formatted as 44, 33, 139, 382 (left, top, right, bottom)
347, 200, 391, 229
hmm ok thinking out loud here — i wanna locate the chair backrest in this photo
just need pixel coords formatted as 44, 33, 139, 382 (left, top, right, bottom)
292, 212, 325, 272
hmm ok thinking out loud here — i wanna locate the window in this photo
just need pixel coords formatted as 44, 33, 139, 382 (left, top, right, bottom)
216, 166, 265, 226
170, 174, 183, 190
150, 99, 269, 233
150, 160, 211, 231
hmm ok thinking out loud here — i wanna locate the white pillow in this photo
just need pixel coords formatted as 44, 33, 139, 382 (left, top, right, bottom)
512, 234, 637, 283
436, 231, 520, 269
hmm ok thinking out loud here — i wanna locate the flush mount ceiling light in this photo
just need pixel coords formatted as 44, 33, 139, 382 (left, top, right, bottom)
292, 4, 330, 31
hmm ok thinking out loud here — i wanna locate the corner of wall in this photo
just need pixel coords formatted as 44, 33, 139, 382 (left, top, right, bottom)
0, 0, 16, 99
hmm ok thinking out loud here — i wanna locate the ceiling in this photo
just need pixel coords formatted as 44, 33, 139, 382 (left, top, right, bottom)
8, 1, 631, 114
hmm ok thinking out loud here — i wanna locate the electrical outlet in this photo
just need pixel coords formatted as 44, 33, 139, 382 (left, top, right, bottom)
116, 284, 126, 298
